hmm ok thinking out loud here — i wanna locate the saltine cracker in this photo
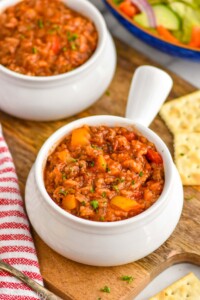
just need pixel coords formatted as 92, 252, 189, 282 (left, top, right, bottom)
149, 272, 200, 300
174, 133, 200, 185
159, 90, 200, 134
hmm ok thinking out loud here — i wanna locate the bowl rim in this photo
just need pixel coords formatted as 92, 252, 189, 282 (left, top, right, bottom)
34, 115, 174, 228
0, 0, 107, 82
105, 0, 200, 53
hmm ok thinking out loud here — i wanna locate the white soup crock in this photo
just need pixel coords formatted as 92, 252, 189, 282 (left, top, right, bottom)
25, 66, 184, 266
0, 0, 116, 121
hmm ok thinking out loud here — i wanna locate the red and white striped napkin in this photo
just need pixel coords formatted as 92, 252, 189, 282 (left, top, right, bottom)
0, 126, 43, 300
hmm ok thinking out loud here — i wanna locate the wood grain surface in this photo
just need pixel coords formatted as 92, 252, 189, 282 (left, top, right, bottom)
1, 38, 200, 300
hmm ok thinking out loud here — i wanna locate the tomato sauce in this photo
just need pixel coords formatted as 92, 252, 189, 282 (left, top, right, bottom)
44, 125, 165, 222
0, 0, 98, 76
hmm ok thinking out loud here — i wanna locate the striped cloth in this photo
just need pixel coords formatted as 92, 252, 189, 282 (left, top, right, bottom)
0, 126, 43, 299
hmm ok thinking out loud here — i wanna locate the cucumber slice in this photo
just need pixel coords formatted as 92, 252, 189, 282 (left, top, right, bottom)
134, 4, 181, 30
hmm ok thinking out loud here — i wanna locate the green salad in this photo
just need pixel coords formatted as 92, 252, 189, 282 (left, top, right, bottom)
113, 0, 200, 48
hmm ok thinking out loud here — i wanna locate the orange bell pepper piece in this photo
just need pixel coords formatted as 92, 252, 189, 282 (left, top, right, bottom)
57, 150, 72, 163
96, 155, 107, 172
71, 127, 90, 148
62, 195, 77, 210
111, 196, 142, 212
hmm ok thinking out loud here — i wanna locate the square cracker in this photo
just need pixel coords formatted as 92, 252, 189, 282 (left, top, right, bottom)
149, 272, 200, 300
159, 90, 200, 134
174, 132, 200, 185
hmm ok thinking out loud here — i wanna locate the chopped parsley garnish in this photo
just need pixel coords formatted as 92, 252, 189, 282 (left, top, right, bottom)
139, 171, 143, 177
59, 189, 67, 196
38, 19, 44, 29
113, 185, 119, 192
89, 161, 95, 167
100, 216, 104, 221
116, 178, 124, 183
81, 201, 86, 206
71, 43, 77, 50
121, 275, 134, 283
100, 286, 110, 293
102, 192, 106, 198
105, 90, 110, 96
106, 167, 110, 172
131, 180, 135, 185
32, 47, 38, 54
185, 196, 194, 201
48, 24, 60, 33
62, 47, 67, 52
90, 186, 95, 193
91, 144, 102, 150
67, 32, 78, 41
62, 173, 66, 180
180, 153, 185, 156
52, 24, 60, 30
90, 200, 99, 210
71, 158, 78, 163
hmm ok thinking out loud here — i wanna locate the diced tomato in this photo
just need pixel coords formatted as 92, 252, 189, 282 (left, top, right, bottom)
119, 1, 139, 18
124, 132, 136, 142
146, 149, 163, 164
51, 35, 61, 54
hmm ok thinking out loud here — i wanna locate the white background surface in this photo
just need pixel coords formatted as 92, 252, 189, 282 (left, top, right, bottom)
91, 1, 200, 299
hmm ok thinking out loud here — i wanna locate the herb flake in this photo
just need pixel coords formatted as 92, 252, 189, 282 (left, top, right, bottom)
91, 144, 102, 150
90, 200, 99, 210
102, 192, 106, 198
113, 185, 119, 192
62, 173, 66, 180
32, 47, 38, 54
89, 161, 95, 167
121, 275, 134, 283
71, 43, 77, 50
67, 32, 78, 41
90, 186, 95, 193
38, 19, 44, 29
100, 286, 110, 293
59, 189, 67, 196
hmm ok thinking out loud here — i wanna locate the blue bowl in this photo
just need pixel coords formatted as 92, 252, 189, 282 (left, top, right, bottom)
103, 0, 200, 61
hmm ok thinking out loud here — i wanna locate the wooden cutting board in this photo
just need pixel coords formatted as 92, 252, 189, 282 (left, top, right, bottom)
1, 38, 200, 300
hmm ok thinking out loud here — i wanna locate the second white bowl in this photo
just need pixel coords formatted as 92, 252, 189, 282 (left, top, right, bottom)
0, 0, 116, 121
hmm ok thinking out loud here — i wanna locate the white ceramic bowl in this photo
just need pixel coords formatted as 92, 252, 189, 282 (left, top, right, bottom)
25, 66, 184, 266
0, 0, 116, 121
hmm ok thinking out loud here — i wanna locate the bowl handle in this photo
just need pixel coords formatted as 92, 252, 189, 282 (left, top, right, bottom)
125, 65, 173, 127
